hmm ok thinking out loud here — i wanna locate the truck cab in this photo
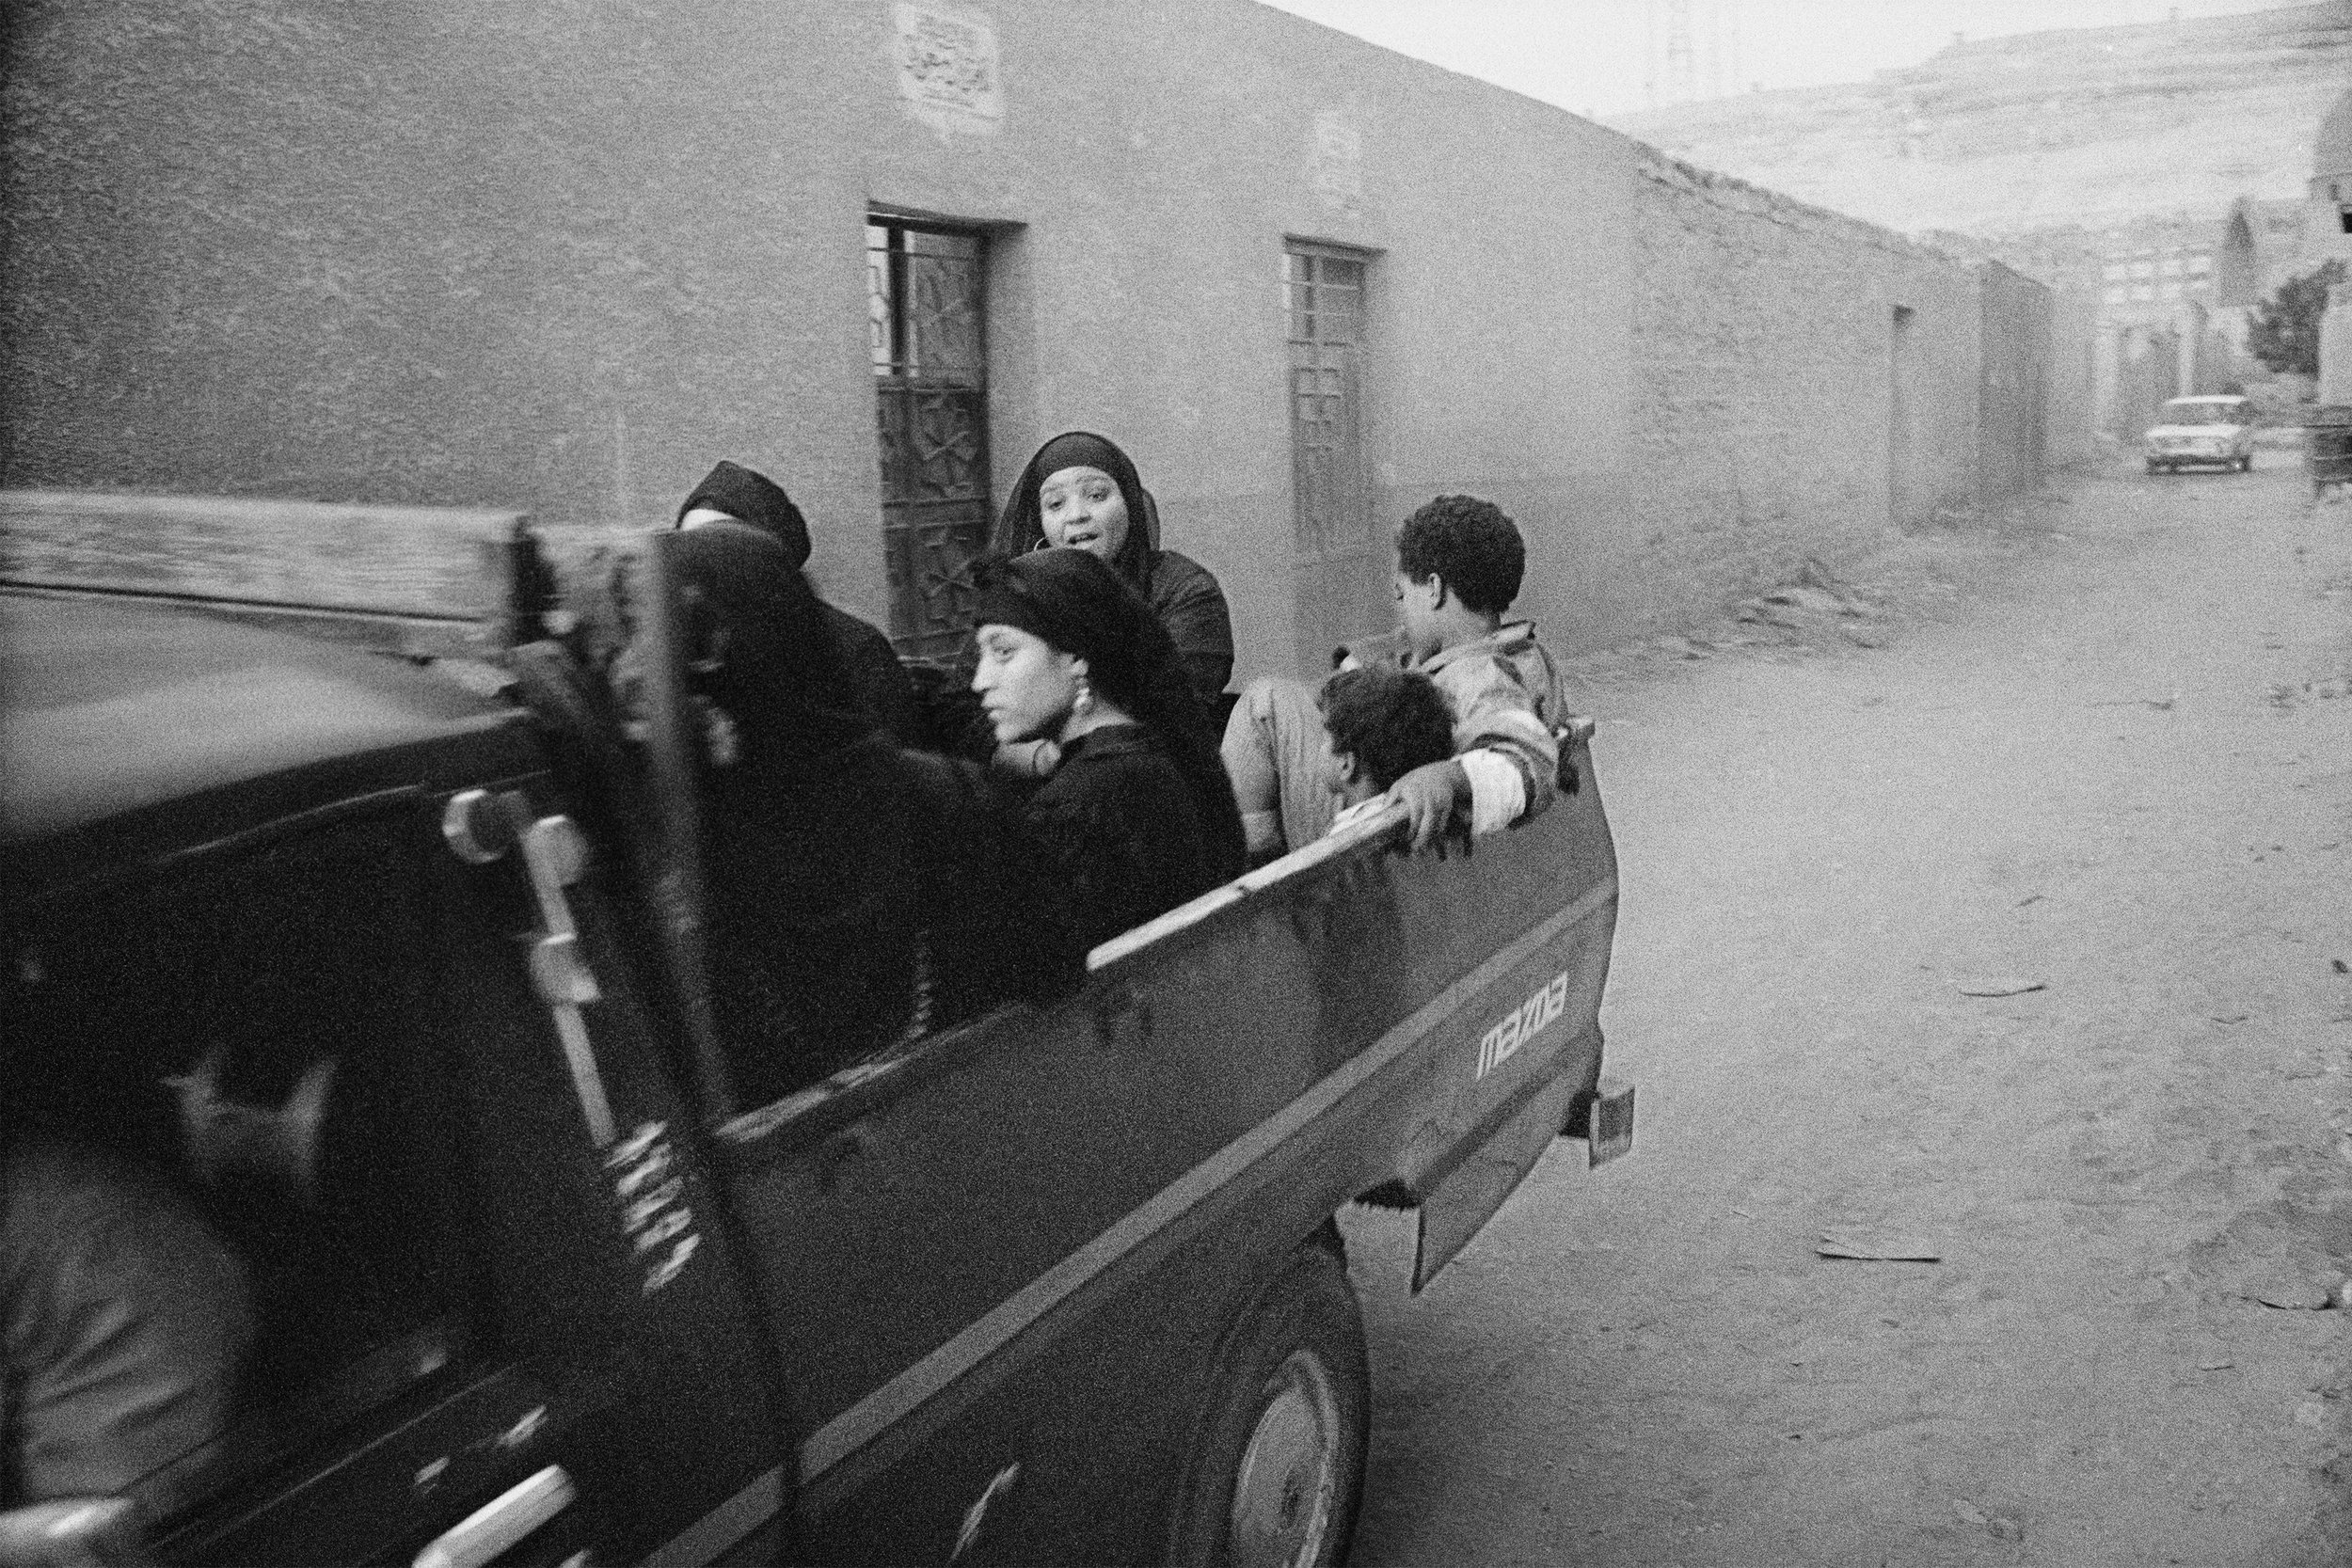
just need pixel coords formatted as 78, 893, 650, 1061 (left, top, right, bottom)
2, 495, 1627, 1566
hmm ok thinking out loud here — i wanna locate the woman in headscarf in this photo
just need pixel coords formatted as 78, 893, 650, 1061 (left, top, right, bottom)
968, 548, 1247, 958
992, 432, 1233, 705
665, 524, 1047, 1102
674, 459, 929, 748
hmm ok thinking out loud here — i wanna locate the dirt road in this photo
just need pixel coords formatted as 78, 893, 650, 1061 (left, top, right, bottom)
1343, 459, 2352, 1566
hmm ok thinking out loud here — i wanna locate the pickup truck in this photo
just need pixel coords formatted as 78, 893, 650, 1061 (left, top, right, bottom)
0, 491, 1628, 1567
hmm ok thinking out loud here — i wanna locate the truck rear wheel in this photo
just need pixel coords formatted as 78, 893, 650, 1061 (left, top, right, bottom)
1167, 1241, 1369, 1568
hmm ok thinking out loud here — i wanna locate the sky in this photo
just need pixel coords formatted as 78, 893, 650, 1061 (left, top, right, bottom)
1252, 0, 2312, 119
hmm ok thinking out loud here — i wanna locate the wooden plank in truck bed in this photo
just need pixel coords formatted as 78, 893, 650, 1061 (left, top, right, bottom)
0, 488, 533, 655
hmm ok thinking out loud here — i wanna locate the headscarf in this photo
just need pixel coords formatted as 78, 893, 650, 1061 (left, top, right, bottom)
665, 523, 875, 771
991, 431, 1163, 593
677, 461, 813, 568
969, 549, 1245, 876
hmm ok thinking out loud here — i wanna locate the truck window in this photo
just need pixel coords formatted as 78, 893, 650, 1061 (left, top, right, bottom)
4, 807, 481, 1521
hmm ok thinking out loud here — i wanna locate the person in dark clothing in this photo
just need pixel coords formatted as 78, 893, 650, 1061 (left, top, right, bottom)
676, 460, 930, 750
992, 432, 1232, 703
929, 433, 1234, 766
968, 549, 1247, 958
666, 526, 1049, 1102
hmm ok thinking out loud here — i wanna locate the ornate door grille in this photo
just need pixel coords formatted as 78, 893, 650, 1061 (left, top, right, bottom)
1285, 245, 1368, 561
869, 220, 990, 658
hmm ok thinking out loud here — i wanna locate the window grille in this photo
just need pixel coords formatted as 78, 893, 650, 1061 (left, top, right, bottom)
868, 219, 990, 658
1285, 245, 1369, 561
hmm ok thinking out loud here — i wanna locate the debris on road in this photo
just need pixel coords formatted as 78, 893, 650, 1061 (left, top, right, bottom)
2199, 1357, 2236, 1371
2237, 1262, 2343, 1311
1817, 1231, 1942, 1263
1951, 1498, 2025, 1541
1725, 559, 1895, 649
2267, 677, 2352, 709
1957, 978, 2046, 997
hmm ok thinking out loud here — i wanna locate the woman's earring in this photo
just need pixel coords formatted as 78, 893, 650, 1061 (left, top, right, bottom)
1073, 676, 1094, 719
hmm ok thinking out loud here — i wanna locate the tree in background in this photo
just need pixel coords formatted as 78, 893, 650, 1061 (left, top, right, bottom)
2248, 260, 2347, 377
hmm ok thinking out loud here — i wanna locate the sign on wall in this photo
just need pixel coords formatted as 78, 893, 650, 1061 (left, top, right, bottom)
895, 3, 1004, 137
1311, 108, 1363, 217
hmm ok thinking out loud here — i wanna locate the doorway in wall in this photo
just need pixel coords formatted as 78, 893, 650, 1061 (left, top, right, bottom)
1889, 304, 1917, 528
868, 217, 991, 658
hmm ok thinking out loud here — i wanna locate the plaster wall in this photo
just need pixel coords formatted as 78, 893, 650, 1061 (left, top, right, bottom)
3, 0, 2062, 681
2113, 328, 2185, 439
1, 0, 895, 606
1624, 151, 1983, 609
2321, 285, 2352, 405
1978, 261, 2052, 504
2307, 182, 2352, 269
844, 3, 1638, 673
2044, 288, 2102, 468
0, 0, 1643, 679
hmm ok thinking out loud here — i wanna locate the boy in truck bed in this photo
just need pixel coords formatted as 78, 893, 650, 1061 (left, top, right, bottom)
1223, 494, 1568, 859
1315, 665, 1458, 836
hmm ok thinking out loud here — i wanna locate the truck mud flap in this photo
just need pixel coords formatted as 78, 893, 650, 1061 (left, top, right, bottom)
1410, 1070, 1585, 1292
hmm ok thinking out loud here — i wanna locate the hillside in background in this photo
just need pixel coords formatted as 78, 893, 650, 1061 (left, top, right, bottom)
1608, 0, 2352, 237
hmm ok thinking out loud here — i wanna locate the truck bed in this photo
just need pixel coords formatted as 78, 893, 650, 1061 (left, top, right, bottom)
704, 736, 1619, 1544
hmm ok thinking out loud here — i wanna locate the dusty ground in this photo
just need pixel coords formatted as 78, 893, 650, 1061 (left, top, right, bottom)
1342, 457, 2352, 1566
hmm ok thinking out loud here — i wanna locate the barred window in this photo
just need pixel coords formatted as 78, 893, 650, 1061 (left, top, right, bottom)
1284, 244, 1370, 561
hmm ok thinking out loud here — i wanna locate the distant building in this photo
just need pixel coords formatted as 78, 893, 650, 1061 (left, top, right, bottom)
2089, 217, 2218, 326
1930, 214, 2218, 329
1937, 85, 2352, 417
2310, 85, 2352, 264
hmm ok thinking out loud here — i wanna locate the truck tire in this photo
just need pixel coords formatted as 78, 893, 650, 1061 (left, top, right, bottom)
1166, 1241, 1370, 1568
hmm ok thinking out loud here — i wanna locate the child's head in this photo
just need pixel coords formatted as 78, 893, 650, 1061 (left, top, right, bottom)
1392, 495, 1526, 657
1316, 666, 1457, 802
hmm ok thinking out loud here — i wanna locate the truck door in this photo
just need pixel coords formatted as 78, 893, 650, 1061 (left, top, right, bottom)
5, 783, 787, 1566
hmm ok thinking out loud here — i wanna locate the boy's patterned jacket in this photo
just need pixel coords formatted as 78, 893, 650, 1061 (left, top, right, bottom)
1338, 622, 1565, 835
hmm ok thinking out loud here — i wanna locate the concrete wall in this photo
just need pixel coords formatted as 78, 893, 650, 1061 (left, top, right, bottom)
0, 0, 898, 605
1977, 261, 2051, 502
2044, 287, 2102, 468
2108, 326, 2185, 439
850, 4, 1639, 673
1624, 152, 1986, 598
2322, 285, 2352, 405
1, 0, 2079, 681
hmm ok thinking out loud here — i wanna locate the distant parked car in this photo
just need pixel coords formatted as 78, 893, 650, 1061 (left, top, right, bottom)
2145, 395, 2255, 474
